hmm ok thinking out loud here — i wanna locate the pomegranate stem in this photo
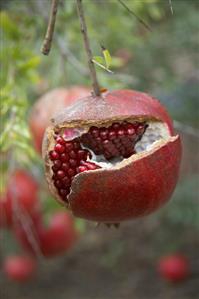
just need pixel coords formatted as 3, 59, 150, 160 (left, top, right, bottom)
76, 0, 101, 97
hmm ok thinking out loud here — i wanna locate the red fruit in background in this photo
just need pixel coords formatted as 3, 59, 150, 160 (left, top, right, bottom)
158, 254, 189, 283
39, 212, 77, 257
14, 211, 43, 256
43, 89, 181, 223
0, 196, 12, 227
3, 255, 37, 282
29, 86, 90, 153
0, 170, 39, 227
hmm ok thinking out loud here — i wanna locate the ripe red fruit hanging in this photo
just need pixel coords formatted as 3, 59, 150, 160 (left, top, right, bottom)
38, 212, 77, 257
29, 86, 90, 153
0, 170, 39, 228
15, 211, 77, 257
43, 89, 182, 223
14, 210, 43, 255
157, 254, 189, 283
3, 255, 37, 282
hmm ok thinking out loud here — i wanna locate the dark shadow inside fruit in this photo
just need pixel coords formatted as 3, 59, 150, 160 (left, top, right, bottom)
48, 120, 170, 202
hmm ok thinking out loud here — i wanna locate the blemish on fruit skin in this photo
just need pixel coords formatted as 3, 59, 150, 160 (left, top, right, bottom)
43, 89, 181, 223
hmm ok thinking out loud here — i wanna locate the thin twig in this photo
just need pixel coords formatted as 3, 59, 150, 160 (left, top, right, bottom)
76, 0, 101, 96
118, 0, 152, 32
57, 37, 89, 76
169, 0, 174, 15
41, 0, 60, 55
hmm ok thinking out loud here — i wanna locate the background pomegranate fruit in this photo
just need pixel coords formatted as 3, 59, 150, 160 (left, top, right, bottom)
157, 254, 190, 283
43, 89, 182, 223
3, 255, 37, 282
38, 212, 77, 257
14, 210, 77, 257
0, 170, 39, 228
29, 86, 90, 153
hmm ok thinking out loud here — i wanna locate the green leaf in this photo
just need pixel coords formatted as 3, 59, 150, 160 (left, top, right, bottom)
0, 11, 21, 40
18, 56, 41, 72
93, 56, 105, 65
102, 48, 112, 69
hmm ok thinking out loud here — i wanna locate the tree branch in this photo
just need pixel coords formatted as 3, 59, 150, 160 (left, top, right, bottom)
41, 0, 60, 55
76, 0, 101, 96
118, 0, 152, 32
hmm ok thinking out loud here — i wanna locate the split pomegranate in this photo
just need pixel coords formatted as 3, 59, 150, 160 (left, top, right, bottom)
29, 86, 90, 153
43, 89, 182, 223
158, 254, 189, 283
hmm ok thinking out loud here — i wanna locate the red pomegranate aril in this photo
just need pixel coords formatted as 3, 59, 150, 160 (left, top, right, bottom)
90, 127, 99, 137
54, 143, 65, 154
69, 159, 77, 168
62, 176, 71, 187
112, 123, 120, 129
77, 150, 87, 160
54, 180, 63, 188
108, 130, 116, 140
117, 129, 125, 137
73, 141, 80, 150
53, 160, 62, 169
68, 168, 76, 177
100, 128, 108, 139
102, 140, 110, 147
61, 163, 70, 172
77, 166, 88, 173
60, 153, 69, 162
49, 150, 59, 160
56, 170, 65, 179
65, 143, 73, 151
81, 161, 100, 170
69, 150, 77, 159
127, 128, 135, 135
56, 136, 65, 145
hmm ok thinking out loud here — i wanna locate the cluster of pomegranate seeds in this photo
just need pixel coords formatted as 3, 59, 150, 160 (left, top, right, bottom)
49, 121, 147, 202
81, 121, 148, 159
49, 136, 100, 202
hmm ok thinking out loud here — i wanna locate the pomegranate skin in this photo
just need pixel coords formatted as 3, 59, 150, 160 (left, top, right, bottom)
43, 89, 182, 222
158, 255, 189, 283
52, 89, 174, 134
29, 86, 90, 153
69, 136, 181, 222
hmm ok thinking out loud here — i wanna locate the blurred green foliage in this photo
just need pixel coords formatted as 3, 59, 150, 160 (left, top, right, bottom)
0, 11, 40, 166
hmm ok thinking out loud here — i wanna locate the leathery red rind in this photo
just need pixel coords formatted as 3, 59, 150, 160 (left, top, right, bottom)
67, 136, 181, 222
42, 89, 182, 222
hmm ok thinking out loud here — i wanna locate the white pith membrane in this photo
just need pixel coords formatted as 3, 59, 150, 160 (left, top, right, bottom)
46, 119, 171, 205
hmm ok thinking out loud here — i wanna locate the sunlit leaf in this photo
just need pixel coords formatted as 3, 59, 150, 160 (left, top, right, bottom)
93, 56, 105, 65
102, 48, 112, 69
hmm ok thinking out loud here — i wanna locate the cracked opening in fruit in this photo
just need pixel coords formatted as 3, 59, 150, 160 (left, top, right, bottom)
48, 120, 170, 202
